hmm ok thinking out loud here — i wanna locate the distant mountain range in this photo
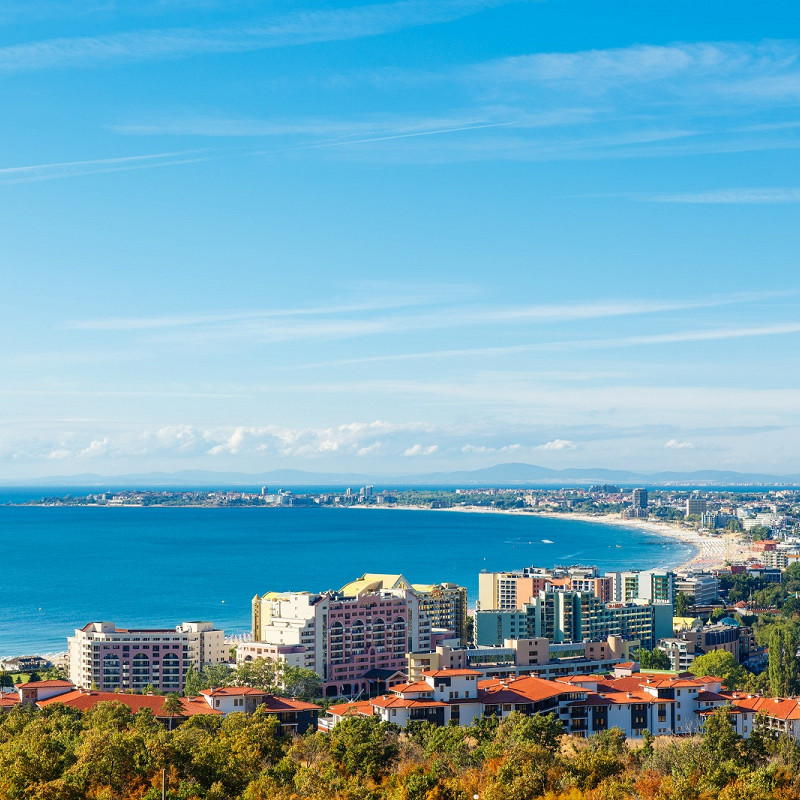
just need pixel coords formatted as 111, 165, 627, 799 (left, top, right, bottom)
4, 462, 800, 488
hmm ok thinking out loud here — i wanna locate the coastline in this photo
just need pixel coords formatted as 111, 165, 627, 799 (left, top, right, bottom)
1, 504, 756, 661
430, 505, 755, 572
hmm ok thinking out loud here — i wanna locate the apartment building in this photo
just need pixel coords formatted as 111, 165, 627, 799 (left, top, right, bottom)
476, 591, 671, 650
658, 620, 744, 672
478, 566, 614, 610
686, 497, 708, 517
67, 621, 227, 692
340, 574, 467, 642
675, 572, 719, 604
606, 569, 675, 604
251, 575, 435, 698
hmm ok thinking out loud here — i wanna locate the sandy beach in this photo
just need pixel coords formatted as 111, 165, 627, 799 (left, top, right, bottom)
430, 505, 757, 571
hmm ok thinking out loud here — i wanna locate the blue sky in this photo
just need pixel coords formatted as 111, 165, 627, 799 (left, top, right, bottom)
2, 0, 800, 479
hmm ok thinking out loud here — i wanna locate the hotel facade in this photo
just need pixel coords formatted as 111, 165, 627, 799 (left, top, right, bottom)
67, 621, 227, 693
251, 574, 466, 698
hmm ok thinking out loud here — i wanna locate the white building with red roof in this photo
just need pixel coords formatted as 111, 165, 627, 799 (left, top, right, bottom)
15, 679, 76, 705
323, 665, 754, 740
723, 692, 800, 738
198, 686, 321, 733
326, 668, 484, 729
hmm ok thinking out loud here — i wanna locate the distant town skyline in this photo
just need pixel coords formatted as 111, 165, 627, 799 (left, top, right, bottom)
2, 0, 800, 478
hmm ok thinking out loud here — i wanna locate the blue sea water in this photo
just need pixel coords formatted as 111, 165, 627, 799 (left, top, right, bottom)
0, 501, 695, 656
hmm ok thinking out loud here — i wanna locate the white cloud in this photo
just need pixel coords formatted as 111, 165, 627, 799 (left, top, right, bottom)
638, 188, 800, 204
535, 439, 576, 451
461, 443, 521, 453
74, 292, 771, 350
402, 443, 439, 456
474, 41, 800, 99
356, 441, 382, 456
0, 151, 209, 185
0, 0, 506, 73
665, 439, 696, 449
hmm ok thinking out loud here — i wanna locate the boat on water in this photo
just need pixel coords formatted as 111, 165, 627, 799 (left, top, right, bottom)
541, 538, 554, 544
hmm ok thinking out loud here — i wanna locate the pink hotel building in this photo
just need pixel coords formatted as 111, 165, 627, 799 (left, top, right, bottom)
68, 621, 227, 693
251, 574, 456, 698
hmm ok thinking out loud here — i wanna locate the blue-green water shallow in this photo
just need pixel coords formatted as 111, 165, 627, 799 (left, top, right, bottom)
0, 504, 695, 655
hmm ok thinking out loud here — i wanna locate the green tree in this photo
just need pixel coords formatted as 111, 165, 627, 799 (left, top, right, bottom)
183, 665, 203, 697
638, 648, 671, 670
689, 650, 748, 690
701, 706, 741, 761
202, 663, 236, 688
82, 700, 133, 732
162, 693, 184, 731
280, 666, 322, 700
463, 614, 475, 645
328, 715, 399, 780
768, 627, 800, 697
568, 727, 627, 790
235, 658, 282, 693
675, 591, 695, 617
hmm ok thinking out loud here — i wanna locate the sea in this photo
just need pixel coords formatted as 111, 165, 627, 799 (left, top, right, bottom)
0, 489, 696, 657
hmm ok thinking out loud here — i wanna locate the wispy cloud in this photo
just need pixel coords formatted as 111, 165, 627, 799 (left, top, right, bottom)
295, 322, 800, 368
0, 150, 209, 185
65, 295, 455, 331
68, 294, 767, 346
0, 0, 509, 73
634, 187, 800, 204
472, 41, 800, 100
111, 114, 521, 140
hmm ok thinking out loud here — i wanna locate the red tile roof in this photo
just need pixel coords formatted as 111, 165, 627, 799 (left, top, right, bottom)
371, 694, 447, 710
328, 700, 374, 717
37, 690, 220, 717
391, 682, 433, 694
600, 690, 673, 706
696, 691, 727, 702
200, 687, 265, 697
18, 680, 75, 689
568, 694, 613, 707
731, 696, 800, 721
480, 675, 581, 704
261, 696, 321, 712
